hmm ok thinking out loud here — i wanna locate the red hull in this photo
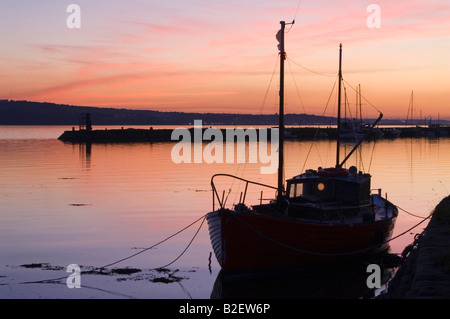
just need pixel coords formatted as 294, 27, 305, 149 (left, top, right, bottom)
207, 209, 396, 270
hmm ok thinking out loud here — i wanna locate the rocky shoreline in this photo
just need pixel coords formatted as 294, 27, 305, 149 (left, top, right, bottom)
381, 196, 450, 299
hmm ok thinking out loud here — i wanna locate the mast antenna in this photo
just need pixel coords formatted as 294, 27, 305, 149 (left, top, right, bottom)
336, 44, 343, 168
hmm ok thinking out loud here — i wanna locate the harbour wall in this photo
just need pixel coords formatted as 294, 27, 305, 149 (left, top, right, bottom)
58, 126, 450, 143
381, 196, 450, 299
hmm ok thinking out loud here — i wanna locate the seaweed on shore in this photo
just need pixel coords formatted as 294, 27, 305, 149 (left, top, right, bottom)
20, 263, 64, 271
17, 262, 188, 284
111, 268, 141, 275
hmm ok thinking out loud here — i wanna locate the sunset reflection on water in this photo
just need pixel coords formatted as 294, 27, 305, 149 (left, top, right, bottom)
0, 126, 449, 298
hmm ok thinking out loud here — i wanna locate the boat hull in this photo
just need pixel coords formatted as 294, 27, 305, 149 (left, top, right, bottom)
206, 208, 396, 271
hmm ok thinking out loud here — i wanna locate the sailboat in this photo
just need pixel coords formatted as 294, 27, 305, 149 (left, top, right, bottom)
206, 21, 398, 271
340, 85, 384, 141
403, 91, 435, 138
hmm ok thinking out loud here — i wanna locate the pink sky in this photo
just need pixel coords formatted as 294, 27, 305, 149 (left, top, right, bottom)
1, 0, 449, 119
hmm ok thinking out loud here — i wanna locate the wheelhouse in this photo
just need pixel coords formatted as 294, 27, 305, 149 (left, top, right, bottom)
286, 166, 371, 206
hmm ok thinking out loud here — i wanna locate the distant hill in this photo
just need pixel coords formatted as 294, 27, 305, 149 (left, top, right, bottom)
0, 99, 337, 126
0, 99, 436, 126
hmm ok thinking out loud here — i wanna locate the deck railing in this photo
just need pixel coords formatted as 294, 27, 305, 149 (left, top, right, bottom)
211, 174, 278, 211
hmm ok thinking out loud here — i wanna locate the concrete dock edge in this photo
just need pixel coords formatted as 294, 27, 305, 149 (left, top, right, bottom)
381, 196, 450, 299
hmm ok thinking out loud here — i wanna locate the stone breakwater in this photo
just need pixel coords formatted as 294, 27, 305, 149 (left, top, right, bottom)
381, 196, 450, 299
58, 126, 450, 143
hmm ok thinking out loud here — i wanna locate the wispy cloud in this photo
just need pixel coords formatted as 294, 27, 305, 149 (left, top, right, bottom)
1, 0, 449, 117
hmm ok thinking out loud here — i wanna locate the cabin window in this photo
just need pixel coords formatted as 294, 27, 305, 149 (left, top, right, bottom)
289, 183, 304, 198
288, 180, 335, 202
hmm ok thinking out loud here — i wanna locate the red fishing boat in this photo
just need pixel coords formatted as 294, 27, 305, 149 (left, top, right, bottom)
206, 21, 398, 271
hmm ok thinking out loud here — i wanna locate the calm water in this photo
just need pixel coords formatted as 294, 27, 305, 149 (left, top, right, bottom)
0, 125, 448, 299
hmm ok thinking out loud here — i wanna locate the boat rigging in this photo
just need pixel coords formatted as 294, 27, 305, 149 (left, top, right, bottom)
206, 21, 398, 271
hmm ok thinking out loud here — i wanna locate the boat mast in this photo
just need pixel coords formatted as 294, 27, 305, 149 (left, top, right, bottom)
335, 44, 384, 169
336, 43, 343, 168
277, 20, 286, 204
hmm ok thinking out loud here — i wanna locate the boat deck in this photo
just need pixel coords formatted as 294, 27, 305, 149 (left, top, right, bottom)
252, 194, 397, 226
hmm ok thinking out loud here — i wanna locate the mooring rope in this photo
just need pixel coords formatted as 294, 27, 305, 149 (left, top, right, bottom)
226, 204, 433, 258
3, 204, 434, 287
390, 207, 432, 244
228, 211, 383, 257
396, 205, 432, 219
98, 214, 207, 270
2, 214, 208, 287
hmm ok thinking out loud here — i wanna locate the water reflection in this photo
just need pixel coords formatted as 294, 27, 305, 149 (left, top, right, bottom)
78, 142, 91, 168
211, 254, 397, 299
1, 126, 449, 298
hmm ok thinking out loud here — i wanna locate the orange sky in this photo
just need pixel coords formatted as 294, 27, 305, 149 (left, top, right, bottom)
1, 0, 449, 119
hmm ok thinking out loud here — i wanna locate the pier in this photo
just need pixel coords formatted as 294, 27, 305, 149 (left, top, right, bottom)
58, 127, 174, 143
381, 196, 450, 299
58, 125, 450, 143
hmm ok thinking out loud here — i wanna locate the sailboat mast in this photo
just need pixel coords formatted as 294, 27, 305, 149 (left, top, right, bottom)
277, 21, 286, 204
336, 43, 343, 168
359, 84, 362, 123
